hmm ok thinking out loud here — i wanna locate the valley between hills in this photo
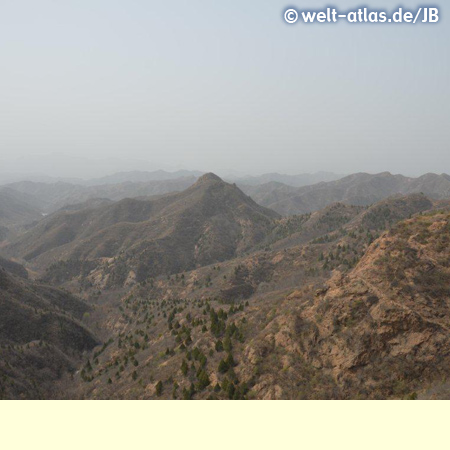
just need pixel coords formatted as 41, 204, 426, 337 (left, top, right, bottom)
1, 171, 450, 399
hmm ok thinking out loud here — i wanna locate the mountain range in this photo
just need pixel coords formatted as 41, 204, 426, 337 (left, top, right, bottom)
5, 174, 279, 287
3, 171, 450, 222
5, 177, 198, 214
60, 191, 450, 400
1, 171, 450, 399
241, 172, 450, 215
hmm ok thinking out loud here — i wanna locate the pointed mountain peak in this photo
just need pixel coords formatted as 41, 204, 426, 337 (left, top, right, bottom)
195, 173, 224, 184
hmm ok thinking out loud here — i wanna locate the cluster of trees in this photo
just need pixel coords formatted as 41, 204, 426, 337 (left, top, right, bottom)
81, 281, 251, 399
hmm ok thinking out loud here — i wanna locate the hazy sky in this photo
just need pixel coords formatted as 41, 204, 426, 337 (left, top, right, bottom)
1, 1, 448, 177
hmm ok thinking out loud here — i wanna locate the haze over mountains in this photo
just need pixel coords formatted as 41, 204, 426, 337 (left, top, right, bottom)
0, 166, 339, 187
6, 177, 198, 214
1, 169, 341, 212
2, 169, 450, 219
86, 170, 204, 186
0, 188, 43, 238
1, 169, 450, 399
241, 172, 450, 215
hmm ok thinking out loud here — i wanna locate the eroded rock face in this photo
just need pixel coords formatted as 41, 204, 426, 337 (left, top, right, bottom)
281, 212, 450, 398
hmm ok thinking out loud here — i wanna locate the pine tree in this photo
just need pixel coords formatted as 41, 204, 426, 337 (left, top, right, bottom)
225, 352, 235, 368
196, 370, 211, 390
227, 382, 235, 399
181, 359, 188, 376
199, 353, 207, 368
218, 359, 229, 374
223, 336, 232, 352
172, 382, 179, 399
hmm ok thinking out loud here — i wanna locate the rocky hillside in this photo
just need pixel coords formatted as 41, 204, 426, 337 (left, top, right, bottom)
285, 210, 450, 398
62, 196, 449, 399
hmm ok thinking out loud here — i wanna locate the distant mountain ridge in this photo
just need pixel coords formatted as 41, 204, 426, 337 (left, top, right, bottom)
0, 169, 341, 188
4, 170, 450, 222
84, 169, 204, 186
0, 187, 43, 231
5, 177, 198, 213
230, 171, 342, 187
244, 172, 450, 215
